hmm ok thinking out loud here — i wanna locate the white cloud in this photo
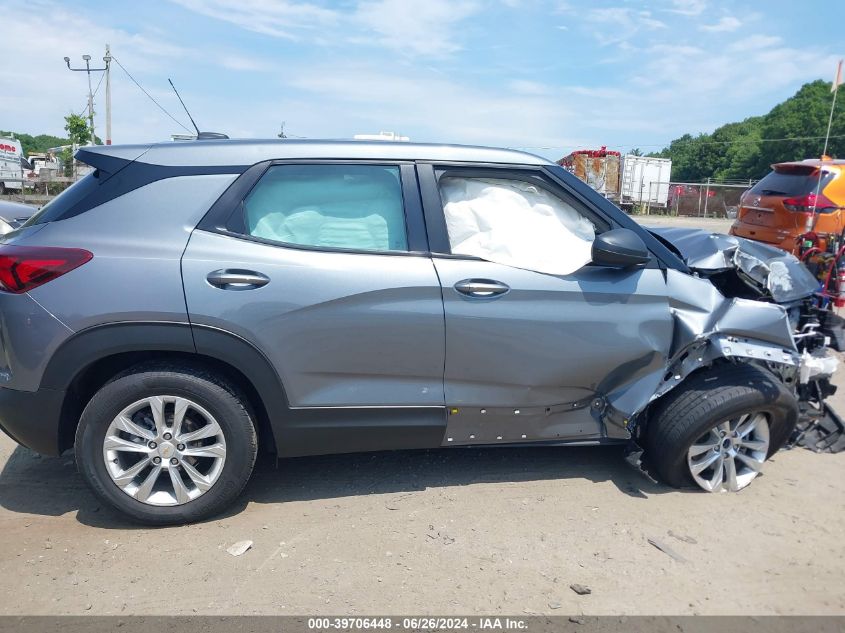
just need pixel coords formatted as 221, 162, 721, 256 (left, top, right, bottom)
219, 55, 275, 72
728, 34, 782, 52
170, 0, 480, 59
508, 80, 552, 95
666, 0, 707, 16
700, 16, 742, 32
168, 0, 339, 40
282, 62, 586, 148
353, 0, 480, 58
1, 0, 196, 142
631, 35, 838, 103
586, 7, 667, 46
3, 0, 842, 162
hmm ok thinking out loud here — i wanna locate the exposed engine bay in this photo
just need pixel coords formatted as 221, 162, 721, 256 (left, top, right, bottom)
648, 227, 845, 453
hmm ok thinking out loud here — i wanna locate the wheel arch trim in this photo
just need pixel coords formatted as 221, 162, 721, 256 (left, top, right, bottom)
41, 321, 289, 454
603, 333, 800, 438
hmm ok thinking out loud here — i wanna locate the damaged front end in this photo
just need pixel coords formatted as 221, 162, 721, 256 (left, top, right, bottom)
639, 227, 845, 453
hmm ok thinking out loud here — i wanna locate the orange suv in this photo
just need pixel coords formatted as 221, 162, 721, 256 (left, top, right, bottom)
730, 158, 845, 255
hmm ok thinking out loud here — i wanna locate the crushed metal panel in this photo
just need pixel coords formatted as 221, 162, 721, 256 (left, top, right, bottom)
602, 269, 799, 437
435, 222, 832, 446
434, 262, 674, 446
647, 226, 819, 302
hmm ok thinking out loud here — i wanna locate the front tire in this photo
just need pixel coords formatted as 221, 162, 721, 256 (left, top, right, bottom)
645, 363, 798, 492
76, 363, 258, 525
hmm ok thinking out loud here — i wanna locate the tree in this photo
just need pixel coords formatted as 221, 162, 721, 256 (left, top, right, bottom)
64, 113, 91, 146
0, 131, 69, 156
59, 147, 75, 177
753, 80, 844, 174
628, 148, 643, 156
654, 79, 844, 181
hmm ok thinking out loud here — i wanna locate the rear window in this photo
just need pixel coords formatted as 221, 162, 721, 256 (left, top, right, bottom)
24, 170, 101, 226
749, 168, 833, 197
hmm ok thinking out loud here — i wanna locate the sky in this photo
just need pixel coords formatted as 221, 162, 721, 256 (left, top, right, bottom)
2, 0, 843, 161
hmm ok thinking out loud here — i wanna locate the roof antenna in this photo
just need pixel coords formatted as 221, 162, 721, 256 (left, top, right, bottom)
168, 78, 228, 140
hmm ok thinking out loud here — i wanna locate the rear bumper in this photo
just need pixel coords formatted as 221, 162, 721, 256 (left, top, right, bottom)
729, 223, 795, 252
0, 386, 65, 456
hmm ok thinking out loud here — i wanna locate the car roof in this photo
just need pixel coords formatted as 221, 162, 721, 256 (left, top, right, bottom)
0, 200, 37, 221
774, 158, 845, 170
79, 139, 551, 169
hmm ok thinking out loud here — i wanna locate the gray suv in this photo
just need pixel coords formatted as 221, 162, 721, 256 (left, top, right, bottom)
0, 139, 838, 524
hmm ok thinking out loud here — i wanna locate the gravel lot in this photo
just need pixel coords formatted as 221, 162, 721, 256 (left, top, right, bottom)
0, 214, 842, 616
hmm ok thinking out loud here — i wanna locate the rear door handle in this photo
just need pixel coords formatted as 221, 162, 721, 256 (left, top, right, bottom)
454, 279, 510, 298
206, 269, 270, 290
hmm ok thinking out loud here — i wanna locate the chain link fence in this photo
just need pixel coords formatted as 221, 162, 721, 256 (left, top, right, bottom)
638, 179, 758, 218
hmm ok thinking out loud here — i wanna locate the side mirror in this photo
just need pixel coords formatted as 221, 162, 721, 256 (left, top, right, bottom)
592, 228, 651, 268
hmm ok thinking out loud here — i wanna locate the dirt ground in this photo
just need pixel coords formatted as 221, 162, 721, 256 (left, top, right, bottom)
0, 214, 843, 616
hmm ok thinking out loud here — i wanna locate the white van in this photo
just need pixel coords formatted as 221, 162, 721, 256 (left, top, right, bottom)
0, 137, 26, 194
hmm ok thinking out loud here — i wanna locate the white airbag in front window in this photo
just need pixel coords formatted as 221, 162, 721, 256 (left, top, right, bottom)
440, 177, 595, 276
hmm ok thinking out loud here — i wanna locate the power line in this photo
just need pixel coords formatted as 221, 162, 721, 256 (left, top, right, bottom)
515, 133, 845, 152
111, 56, 192, 133
76, 71, 106, 117
93, 70, 105, 98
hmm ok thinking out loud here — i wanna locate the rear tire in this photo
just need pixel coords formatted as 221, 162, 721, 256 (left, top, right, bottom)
75, 363, 258, 525
645, 363, 797, 491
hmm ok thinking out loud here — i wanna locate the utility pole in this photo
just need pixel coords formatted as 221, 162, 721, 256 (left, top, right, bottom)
63, 53, 109, 145
104, 45, 113, 145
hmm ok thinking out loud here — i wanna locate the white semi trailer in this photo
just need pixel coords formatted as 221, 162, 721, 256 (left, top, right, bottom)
619, 154, 672, 209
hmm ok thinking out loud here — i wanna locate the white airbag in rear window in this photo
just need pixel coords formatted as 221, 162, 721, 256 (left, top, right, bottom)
440, 177, 595, 275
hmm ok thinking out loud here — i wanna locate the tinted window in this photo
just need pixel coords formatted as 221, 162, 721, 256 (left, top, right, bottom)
24, 170, 101, 226
243, 164, 408, 252
750, 169, 833, 197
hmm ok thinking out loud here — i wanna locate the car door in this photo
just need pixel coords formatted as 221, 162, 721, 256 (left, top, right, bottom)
182, 161, 446, 456
417, 163, 674, 445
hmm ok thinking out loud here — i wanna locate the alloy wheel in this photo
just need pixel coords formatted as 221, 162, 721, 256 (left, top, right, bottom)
686, 412, 770, 492
102, 395, 227, 506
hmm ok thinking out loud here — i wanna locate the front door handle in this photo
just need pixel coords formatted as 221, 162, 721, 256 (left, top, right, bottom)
206, 269, 270, 290
454, 279, 510, 298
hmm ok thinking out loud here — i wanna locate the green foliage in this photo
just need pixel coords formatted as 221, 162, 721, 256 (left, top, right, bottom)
59, 147, 74, 177
655, 80, 844, 181
63, 113, 91, 146
0, 131, 69, 156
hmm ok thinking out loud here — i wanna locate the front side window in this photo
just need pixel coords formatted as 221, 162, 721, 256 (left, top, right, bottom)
243, 164, 408, 252
438, 175, 596, 275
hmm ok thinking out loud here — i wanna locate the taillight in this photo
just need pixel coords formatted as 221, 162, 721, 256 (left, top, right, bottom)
783, 192, 837, 213
0, 246, 93, 294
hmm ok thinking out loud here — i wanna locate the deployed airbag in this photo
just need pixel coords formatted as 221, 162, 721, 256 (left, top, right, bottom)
440, 177, 596, 276
246, 166, 407, 251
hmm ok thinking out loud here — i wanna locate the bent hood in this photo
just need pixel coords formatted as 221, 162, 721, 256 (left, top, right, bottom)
647, 226, 819, 303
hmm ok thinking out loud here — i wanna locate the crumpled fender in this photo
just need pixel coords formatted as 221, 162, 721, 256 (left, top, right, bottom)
601, 269, 799, 438
647, 226, 819, 303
